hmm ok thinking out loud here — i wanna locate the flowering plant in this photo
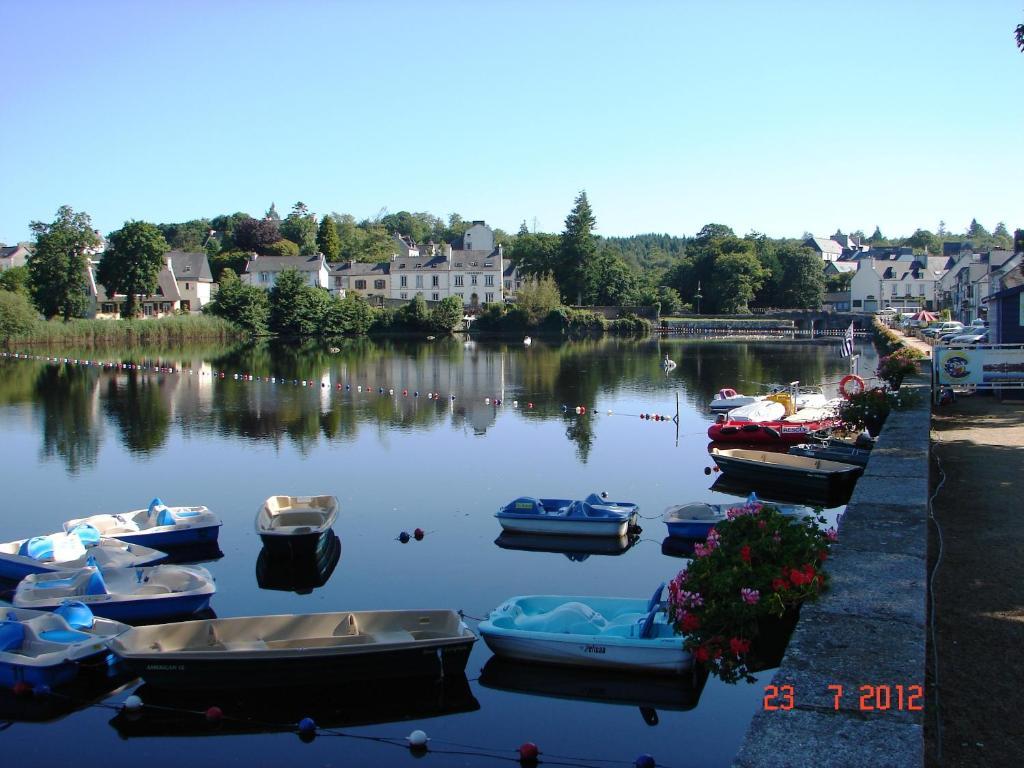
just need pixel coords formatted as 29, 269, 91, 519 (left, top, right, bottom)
668, 500, 835, 683
876, 347, 922, 389
838, 386, 892, 434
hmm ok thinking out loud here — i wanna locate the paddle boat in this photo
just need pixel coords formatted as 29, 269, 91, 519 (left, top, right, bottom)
0, 530, 166, 581
663, 498, 814, 539
0, 602, 129, 689
709, 388, 761, 413
478, 586, 691, 675
108, 608, 476, 689
255, 495, 339, 557
496, 493, 639, 537
710, 447, 862, 495
14, 563, 216, 623
63, 498, 221, 549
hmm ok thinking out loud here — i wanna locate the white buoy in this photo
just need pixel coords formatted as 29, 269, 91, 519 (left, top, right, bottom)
123, 695, 143, 712
407, 729, 429, 748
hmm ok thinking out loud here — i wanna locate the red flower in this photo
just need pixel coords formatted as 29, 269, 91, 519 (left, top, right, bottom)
789, 570, 806, 586
772, 578, 789, 591
740, 545, 751, 563
817, 549, 828, 562
729, 637, 751, 656
803, 563, 816, 579
680, 612, 701, 633
695, 646, 710, 663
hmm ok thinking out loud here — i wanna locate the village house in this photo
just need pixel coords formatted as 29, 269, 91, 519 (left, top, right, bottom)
241, 253, 329, 290
849, 254, 948, 313
0, 244, 30, 272
328, 261, 389, 303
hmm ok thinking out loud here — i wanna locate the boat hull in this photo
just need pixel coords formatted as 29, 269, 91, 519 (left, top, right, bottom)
787, 443, 872, 467
0, 659, 80, 689
708, 419, 840, 444
0, 541, 166, 582
711, 449, 861, 493
111, 525, 220, 549
257, 530, 333, 558
496, 517, 629, 537
481, 632, 689, 674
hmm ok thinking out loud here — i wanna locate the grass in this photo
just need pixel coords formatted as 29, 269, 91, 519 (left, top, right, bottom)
7, 314, 239, 347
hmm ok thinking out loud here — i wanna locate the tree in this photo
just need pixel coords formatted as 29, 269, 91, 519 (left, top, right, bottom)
1016, 21, 1023, 51
233, 216, 281, 253
263, 239, 300, 257
210, 212, 252, 251
280, 202, 318, 255
204, 269, 269, 335
265, 203, 281, 221
966, 218, 990, 241
868, 226, 885, 244
317, 215, 341, 260
269, 268, 314, 337
993, 222, 1012, 249
556, 190, 598, 304
0, 265, 30, 297
0, 289, 38, 341
28, 205, 99, 320
514, 274, 563, 324
774, 246, 825, 309
511, 231, 560, 279
903, 228, 939, 254
98, 221, 170, 318
157, 219, 212, 251
430, 296, 464, 333
709, 252, 767, 313
695, 223, 736, 242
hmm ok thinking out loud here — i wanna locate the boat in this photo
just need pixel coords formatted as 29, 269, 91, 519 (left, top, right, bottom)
494, 531, 637, 561
63, 498, 221, 549
0, 602, 129, 689
496, 494, 638, 537
107, 609, 476, 689
255, 495, 339, 557
708, 384, 825, 414
724, 399, 786, 422
709, 474, 853, 510
478, 588, 691, 675
707, 415, 841, 444
663, 499, 814, 539
111, 675, 479, 739
709, 389, 761, 412
256, 531, 341, 594
710, 447, 862, 494
14, 564, 216, 623
0, 531, 166, 582
788, 441, 872, 468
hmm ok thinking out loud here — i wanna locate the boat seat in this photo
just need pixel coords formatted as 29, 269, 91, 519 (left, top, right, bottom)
513, 602, 608, 635
135, 585, 173, 595
0, 621, 26, 652
39, 628, 92, 644
371, 630, 415, 643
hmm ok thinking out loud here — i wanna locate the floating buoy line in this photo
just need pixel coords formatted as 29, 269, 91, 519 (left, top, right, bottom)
1, 352, 682, 429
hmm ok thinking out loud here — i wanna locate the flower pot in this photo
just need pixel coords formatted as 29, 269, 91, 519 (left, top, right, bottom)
863, 412, 885, 437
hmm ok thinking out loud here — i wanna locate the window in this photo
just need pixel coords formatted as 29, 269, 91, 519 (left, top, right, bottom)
891, 284, 897, 296
484, 261, 493, 267
905, 284, 911, 296
455, 262, 463, 268
260, 272, 270, 283
183, 264, 192, 273
102, 303, 115, 313
162, 302, 171, 312
485, 275, 494, 287
456, 292, 464, 299
400, 292, 407, 299
471, 275, 478, 286
852, 299, 862, 307
143, 304, 153, 317
185, 282, 190, 290
470, 261, 478, 267
454, 275, 464, 287
415, 275, 423, 288
432, 275, 439, 287
181, 300, 190, 311
399, 263, 406, 269
355, 279, 367, 290
374, 279, 385, 290
432, 293, 440, 301
334, 277, 343, 287
919, 283, 925, 296
400, 275, 407, 288
504, 280, 511, 290
485, 292, 494, 303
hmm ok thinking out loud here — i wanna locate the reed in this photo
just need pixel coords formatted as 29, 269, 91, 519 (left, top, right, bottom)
8, 315, 239, 348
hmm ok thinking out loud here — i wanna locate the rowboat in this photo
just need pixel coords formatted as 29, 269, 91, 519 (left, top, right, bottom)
710, 447, 862, 494
478, 588, 691, 675
108, 609, 476, 689
0, 532, 165, 581
255, 495, 339, 557
496, 494, 638, 537
63, 498, 221, 548
14, 564, 216, 623
788, 441, 872, 467
663, 499, 814, 539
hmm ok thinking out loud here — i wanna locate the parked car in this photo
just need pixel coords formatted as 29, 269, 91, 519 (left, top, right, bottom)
923, 322, 964, 338
937, 331, 963, 343
970, 318, 988, 328
948, 330, 989, 344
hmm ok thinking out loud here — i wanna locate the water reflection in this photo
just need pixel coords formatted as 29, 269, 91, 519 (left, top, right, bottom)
255, 532, 341, 594
35, 364, 103, 474
494, 531, 638, 561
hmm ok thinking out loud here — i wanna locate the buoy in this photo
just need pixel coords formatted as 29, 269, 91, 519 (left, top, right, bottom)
485, 398, 491, 405
513, 401, 519, 408
561, 405, 568, 412
403, 389, 408, 396
713, 466, 721, 473
450, 394, 456, 401
357, 385, 362, 392
407, 729, 429, 749
519, 742, 540, 763
389, 389, 394, 395
527, 402, 533, 409
414, 528, 425, 540
205, 706, 223, 723
414, 391, 419, 397
123, 694, 143, 712
580, 406, 586, 414
575, 406, 582, 414
607, 410, 613, 415
346, 384, 351, 390
428, 392, 434, 400
704, 466, 712, 475
635, 755, 656, 768
640, 414, 645, 419
12, 681, 32, 697
398, 531, 411, 543
298, 717, 316, 733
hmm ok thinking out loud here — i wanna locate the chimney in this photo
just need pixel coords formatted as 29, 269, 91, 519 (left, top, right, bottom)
443, 243, 452, 259
349, 260, 355, 268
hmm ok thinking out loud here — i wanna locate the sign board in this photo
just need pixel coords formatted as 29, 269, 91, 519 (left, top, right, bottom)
934, 344, 1024, 387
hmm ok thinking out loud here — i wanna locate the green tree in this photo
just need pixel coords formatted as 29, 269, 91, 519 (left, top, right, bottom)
966, 218, 990, 241
157, 219, 212, 251
708, 252, 767, 313
0, 289, 38, 341
868, 226, 886, 244
515, 274, 563, 324
993, 222, 1012, 249
510, 231, 560, 278
28, 205, 99, 320
903, 228, 939, 253
263, 239, 300, 257
774, 245, 825, 309
430, 296, 464, 333
397, 293, 431, 329
265, 202, 281, 221
656, 286, 683, 315
204, 269, 269, 335
0, 265, 31, 296
317, 215, 341, 260
269, 268, 313, 337
98, 221, 170, 318
280, 202, 318, 255
556, 190, 598, 304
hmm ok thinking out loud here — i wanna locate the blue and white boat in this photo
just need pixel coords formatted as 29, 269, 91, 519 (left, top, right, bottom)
496, 494, 638, 537
663, 497, 814, 539
478, 586, 691, 674
63, 498, 221, 549
14, 564, 216, 623
0, 602, 129, 689
0, 530, 166, 581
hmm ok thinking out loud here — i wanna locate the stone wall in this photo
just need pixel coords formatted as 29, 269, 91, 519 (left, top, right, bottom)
733, 378, 930, 768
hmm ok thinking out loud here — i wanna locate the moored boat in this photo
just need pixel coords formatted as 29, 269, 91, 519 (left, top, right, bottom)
63, 498, 221, 549
788, 441, 872, 467
255, 495, 339, 557
663, 499, 814, 539
496, 494, 639, 537
710, 447, 861, 494
0, 532, 166, 582
478, 588, 691, 675
108, 609, 476, 689
14, 564, 216, 623
709, 388, 761, 413
707, 416, 841, 444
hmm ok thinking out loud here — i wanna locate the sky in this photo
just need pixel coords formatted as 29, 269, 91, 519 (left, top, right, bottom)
1, 1, 1021, 245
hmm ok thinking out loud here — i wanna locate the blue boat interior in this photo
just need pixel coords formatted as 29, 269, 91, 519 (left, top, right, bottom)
490, 598, 672, 640
67, 524, 101, 547
39, 627, 92, 644
55, 601, 97, 630
0, 621, 26, 651
502, 496, 633, 521
19, 536, 54, 560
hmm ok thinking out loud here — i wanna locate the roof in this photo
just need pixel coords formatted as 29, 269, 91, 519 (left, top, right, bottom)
329, 261, 389, 277
823, 291, 851, 302
803, 237, 843, 255
450, 248, 500, 267
0, 244, 29, 261
827, 262, 858, 273
243, 255, 325, 273
96, 267, 181, 303
167, 250, 212, 282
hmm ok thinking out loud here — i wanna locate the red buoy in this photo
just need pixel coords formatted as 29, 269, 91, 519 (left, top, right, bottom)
518, 742, 540, 763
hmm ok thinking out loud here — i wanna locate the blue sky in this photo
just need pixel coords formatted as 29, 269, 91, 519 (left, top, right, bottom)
1, 1, 1021, 244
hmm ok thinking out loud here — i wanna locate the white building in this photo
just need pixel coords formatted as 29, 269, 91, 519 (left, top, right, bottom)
0, 244, 30, 272
166, 251, 215, 312
242, 254, 329, 290
850, 256, 948, 313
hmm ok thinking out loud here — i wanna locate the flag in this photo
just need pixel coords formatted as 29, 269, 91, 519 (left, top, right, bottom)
840, 322, 854, 357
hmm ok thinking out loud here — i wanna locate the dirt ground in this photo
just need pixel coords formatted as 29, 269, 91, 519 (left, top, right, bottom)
926, 393, 1024, 766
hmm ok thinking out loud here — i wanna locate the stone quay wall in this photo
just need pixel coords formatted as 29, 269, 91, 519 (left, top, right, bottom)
733, 377, 930, 768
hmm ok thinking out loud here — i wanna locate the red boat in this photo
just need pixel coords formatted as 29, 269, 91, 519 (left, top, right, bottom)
707, 418, 841, 444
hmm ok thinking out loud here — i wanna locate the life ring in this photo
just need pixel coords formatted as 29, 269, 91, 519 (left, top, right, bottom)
719, 388, 738, 398
839, 374, 866, 399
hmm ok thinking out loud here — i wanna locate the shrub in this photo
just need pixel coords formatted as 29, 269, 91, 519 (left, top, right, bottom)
263, 239, 300, 257
0, 289, 40, 343
876, 347, 922, 388
607, 313, 651, 337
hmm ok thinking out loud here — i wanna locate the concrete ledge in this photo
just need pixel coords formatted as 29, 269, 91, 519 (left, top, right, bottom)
733, 379, 929, 766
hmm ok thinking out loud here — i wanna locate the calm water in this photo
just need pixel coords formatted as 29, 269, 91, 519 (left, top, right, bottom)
0, 336, 877, 767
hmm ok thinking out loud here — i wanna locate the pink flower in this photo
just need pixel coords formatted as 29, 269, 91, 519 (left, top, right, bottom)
693, 543, 709, 557
740, 588, 760, 605
826, 528, 839, 542
772, 533, 782, 544
729, 637, 751, 656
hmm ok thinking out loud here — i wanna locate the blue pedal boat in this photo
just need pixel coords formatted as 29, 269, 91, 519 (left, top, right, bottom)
14, 564, 215, 623
0, 602, 129, 689
63, 498, 221, 549
478, 585, 691, 675
496, 493, 638, 537
0, 529, 166, 582
663, 497, 814, 539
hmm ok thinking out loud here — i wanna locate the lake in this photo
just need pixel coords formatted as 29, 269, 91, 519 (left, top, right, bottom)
0, 336, 876, 767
